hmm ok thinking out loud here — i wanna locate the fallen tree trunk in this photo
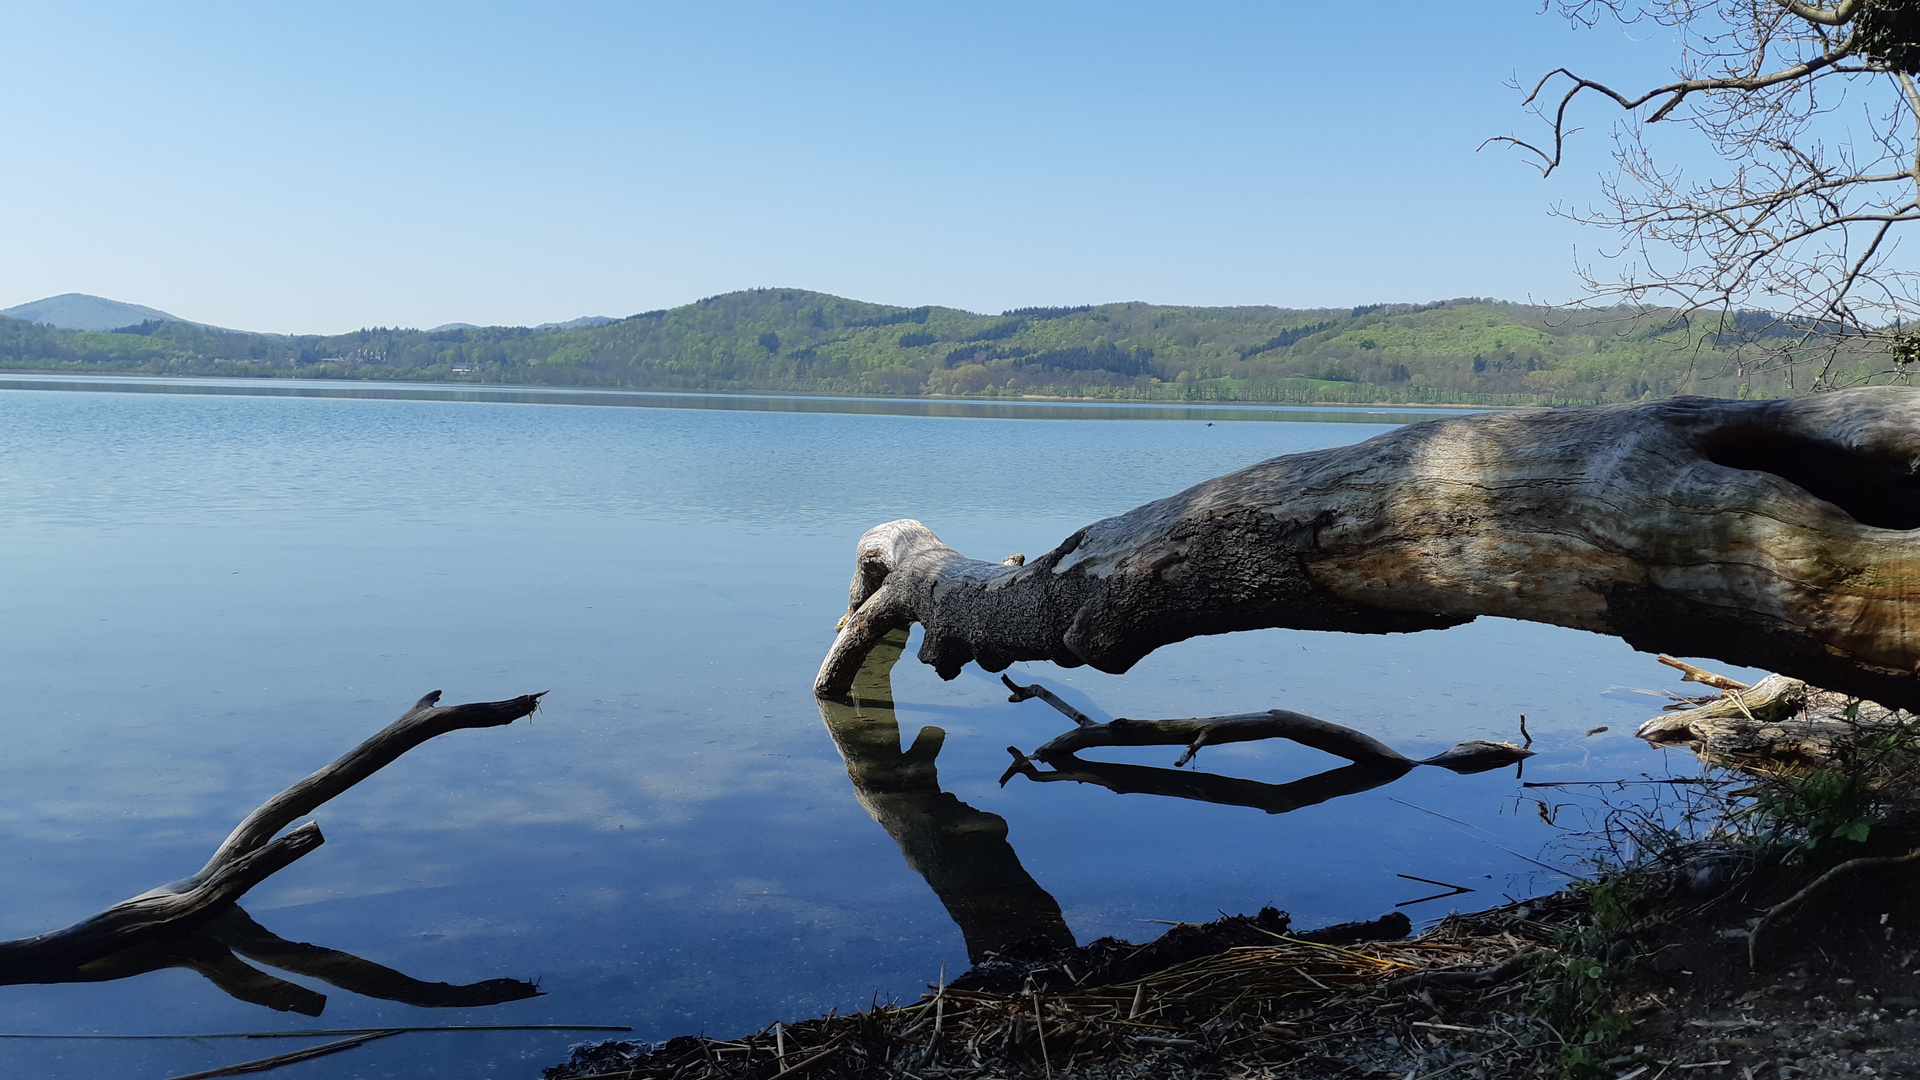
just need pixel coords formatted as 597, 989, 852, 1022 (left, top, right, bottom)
0, 690, 545, 980
816, 390, 1920, 708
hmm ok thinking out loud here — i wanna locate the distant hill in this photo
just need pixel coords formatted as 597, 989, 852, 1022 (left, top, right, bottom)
532, 315, 617, 331
430, 316, 612, 332
0, 287, 1864, 405
2, 293, 184, 332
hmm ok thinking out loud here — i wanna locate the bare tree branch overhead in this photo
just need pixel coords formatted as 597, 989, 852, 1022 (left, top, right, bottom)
1494, 0, 1920, 386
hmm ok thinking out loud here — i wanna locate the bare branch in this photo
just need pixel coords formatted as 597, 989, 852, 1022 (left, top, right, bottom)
1776, 0, 1859, 27
1511, 1, 1920, 379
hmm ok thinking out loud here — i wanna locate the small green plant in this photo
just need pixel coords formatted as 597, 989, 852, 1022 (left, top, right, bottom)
1535, 950, 1636, 1078
1751, 766, 1878, 848
1580, 873, 1652, 933
1518, 877, 1651, 1076
1743, 715, 1920, 850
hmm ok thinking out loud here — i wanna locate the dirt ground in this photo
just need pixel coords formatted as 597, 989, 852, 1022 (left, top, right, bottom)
540, 817, 1920, 1080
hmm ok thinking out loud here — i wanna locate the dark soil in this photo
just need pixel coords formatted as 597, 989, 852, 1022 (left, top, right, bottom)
542, 826, 1920, 1079
949, 908, 1411, 996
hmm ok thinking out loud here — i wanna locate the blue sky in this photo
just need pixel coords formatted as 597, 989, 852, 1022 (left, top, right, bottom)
1, 2, 1683, 333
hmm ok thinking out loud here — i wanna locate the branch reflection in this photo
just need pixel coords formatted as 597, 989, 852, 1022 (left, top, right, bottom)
1, 905, 541, 1016
998, 749, 1413, 814
816, 632, 1073, 963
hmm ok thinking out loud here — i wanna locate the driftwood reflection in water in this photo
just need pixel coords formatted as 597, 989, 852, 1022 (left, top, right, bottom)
997, 675, 1533, 812
1, 905, 540, 1016
1000, 750, 1413, 815
817, 632, 1073, 962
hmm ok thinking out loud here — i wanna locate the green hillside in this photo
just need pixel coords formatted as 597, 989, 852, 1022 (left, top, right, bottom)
0, 288, 1870, 404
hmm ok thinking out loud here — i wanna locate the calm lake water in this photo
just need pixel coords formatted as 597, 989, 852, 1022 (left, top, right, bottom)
0, 375, 1714, 1077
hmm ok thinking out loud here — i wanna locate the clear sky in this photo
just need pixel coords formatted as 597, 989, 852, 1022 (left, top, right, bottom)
1, 2, 1684, 333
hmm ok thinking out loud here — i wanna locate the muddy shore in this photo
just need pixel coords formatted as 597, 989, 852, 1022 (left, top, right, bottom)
541, 814, 1920, 1080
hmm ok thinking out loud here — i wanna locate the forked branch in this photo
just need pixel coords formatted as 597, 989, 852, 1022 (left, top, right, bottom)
0, 690, 546, 979
1001, 677, 1532, 775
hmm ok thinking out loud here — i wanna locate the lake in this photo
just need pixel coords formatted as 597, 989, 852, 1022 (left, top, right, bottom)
0, 375, 1712, 1078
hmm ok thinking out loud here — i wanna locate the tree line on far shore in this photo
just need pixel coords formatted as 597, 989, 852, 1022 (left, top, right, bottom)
0, 288, 1888, 405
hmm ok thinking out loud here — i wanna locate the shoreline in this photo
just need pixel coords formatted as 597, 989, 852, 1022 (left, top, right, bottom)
543, 839, 1920, 1079
0, 368, 1545, 412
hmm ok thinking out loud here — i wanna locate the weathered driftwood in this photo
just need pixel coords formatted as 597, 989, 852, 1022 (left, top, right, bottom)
0, 690, 546, 981
817, 390, 1920, 709
1001, 677, 1532, 775
819, 632, 1072, 961
1656, 654, 1752, 693
1636, 658, 1908, 766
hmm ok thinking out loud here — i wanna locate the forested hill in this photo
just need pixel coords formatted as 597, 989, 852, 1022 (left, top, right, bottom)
0, 288, 1835, 405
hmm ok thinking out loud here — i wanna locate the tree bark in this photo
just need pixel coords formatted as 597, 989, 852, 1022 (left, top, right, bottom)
817, 390, 1920, 709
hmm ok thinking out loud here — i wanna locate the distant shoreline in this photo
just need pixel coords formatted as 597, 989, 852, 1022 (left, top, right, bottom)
1, 289, 1802, 407
0, 369, 1516, 414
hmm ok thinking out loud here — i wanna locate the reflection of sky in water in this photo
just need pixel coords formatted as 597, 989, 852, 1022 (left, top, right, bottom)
0, 381, 1732, 1077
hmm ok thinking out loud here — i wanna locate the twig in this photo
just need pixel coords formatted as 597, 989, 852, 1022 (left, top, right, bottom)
926, 963, 945, 1058
1034, 994, 1052, 1077
765, 1039, 845, 1080
1657, 656, 1751, 692
1522, 778, 1733, 788
0, 1024, 631, 1040
1387, 798, 1585, 878
1387, 952, 1543, 992
162, 1030, 402, 1079
1396, 873, 1474, 893
1396, 887, 1476, 908
1001, 675, 1096, 728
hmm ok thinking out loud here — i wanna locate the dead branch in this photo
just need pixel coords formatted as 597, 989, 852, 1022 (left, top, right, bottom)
1657, 654, 1751, 692
819, 391, 1920, 711
1384, 950, 1545, 992
0, 690, 546, 981
1506, 1, 1920, 381
1001, 676, 1531, 774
